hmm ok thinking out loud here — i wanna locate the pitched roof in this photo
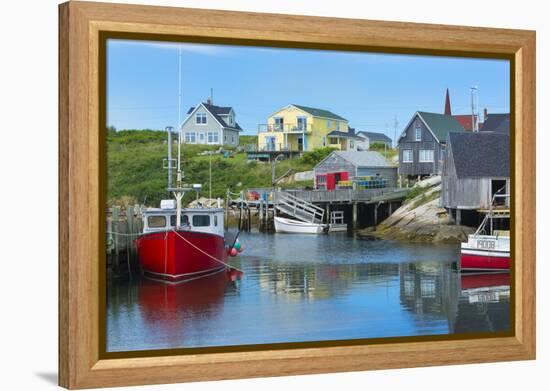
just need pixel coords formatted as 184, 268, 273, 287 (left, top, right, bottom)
449, 132, 509, 178
327, 130, 362, 140
480, 113, 510, 133
333, 151, 394, 168
186, 103, 242, 131
417, 111, 465, 142
356, 131, 392, 143
291, 104, 347, 121
453, 114, 478, 131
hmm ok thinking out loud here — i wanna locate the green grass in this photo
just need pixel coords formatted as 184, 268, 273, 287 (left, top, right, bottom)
107, 129, 317, 206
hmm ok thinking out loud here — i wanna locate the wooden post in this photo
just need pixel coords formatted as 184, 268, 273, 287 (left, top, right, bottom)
325, 203, 330, 224
456, 209, 462, 225
374, 203, 378, 226
112, 206, 119, 271
389, 201, 393, 216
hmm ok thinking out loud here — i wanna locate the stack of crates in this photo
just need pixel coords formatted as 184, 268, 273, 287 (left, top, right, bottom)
353, 176, 387, 189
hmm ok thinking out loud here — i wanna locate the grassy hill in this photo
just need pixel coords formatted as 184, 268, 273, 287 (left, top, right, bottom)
107, 130, 331, 206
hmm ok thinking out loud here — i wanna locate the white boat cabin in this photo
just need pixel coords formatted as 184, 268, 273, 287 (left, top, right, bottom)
142, 205, 225, 237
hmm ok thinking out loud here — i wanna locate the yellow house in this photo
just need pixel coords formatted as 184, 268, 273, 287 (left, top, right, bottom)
257, 104, 359, 152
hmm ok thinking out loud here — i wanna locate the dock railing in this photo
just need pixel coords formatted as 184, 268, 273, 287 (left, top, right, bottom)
283, 188, 406, 204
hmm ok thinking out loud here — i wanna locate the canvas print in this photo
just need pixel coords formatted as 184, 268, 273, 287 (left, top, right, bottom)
105, 39, 511, 353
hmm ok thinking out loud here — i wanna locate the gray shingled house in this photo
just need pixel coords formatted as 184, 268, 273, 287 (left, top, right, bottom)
180, 101, 242, 146
480, 113, 510, 134
441, 132, 510, 226
397, 111, 465, 181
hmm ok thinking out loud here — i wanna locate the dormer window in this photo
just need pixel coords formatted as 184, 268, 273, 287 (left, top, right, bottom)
196, 112, 207, 125
414, 124, 422, 141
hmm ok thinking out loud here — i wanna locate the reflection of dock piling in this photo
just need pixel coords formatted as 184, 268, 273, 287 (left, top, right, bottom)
107, 205, 143, 276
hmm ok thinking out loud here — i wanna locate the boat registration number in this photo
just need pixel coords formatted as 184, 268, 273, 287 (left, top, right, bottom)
477, 240, 496, 250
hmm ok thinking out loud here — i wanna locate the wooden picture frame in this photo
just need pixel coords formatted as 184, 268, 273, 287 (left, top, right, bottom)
59, 1, 536, 388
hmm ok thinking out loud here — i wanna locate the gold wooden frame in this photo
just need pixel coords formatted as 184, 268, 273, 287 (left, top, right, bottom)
59, 1, 536, 388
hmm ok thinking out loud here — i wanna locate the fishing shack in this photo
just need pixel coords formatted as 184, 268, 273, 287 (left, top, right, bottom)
441, 132, 510, 227
313, 151, 397, 190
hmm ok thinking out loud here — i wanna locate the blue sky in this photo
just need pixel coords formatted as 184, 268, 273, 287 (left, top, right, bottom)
107, 39, 510, 139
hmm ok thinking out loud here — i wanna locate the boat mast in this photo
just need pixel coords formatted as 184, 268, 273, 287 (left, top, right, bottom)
171, 46, 189, 228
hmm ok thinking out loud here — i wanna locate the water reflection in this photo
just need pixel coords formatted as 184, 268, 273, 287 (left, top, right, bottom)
107, 232, 510, 352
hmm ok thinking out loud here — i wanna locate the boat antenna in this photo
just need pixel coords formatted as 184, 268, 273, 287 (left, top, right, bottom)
177, 47, 182, 179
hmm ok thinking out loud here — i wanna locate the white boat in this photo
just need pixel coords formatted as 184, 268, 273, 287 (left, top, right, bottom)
274, 216, 326, 234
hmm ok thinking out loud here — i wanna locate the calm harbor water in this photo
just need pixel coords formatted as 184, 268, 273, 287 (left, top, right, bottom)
106, 232, 510, 352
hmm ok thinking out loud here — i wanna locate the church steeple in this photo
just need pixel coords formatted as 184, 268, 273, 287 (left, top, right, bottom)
444, 88, 452, 115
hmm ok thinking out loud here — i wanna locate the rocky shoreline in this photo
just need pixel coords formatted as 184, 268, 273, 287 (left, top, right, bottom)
358, 177, 474, 243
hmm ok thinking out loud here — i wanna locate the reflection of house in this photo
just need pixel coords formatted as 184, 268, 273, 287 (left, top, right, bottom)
313, 151, 397, 190
181, 100, 242, 146
257, 104, 357, 152
441, 132, 510, 226
355, 130, 392, 150
397, 111, 465, 181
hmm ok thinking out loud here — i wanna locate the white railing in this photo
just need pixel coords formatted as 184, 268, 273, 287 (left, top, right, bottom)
276, 191, 325, 223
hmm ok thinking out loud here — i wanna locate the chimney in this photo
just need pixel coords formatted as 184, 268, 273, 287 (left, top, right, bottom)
206, 98, 212, 105
444, 88, 452, 115
483, 107, 488, 121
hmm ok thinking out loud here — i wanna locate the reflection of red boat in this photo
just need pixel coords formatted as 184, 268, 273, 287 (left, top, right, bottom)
460, 273, 509, 290
138, 270, 237, 316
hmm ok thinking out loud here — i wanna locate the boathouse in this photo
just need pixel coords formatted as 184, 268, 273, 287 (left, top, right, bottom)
397, 111, 465, 182
441, 132, 510, 226
313, 151, 397, 190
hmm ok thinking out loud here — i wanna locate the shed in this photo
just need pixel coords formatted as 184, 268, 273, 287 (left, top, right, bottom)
314, 151, 397, 190
441, 132, 510, 219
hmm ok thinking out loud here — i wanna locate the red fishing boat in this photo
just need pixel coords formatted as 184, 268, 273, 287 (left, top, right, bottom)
135, 126, 242, 283
460, 192, 510, 272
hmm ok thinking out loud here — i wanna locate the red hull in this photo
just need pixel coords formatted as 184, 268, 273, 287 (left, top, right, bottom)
135, 230, 228, 282
460, 253, 510, 271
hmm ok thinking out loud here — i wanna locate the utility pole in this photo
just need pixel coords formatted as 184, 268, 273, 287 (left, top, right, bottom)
470, 86, 478, 132
393, 115, 399, 148
210, 87, 214, 105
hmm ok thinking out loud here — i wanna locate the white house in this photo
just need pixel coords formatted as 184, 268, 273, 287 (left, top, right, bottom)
180, 100, 242, 146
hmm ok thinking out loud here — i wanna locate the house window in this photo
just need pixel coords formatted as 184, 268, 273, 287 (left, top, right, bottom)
185, 132, 196, 143
207, 132, 219, 144
322, 136, 326, 147
196, 112, 207, 125
350, 140, 355, 149
326, 120, 331, 129
224, 135, 227, 142
232, 136, 235, 143
419, 149, 434, 162
274, 117, 283, 131
297, 116, 307, 131
402, 149, 413, 163
415, 125, 422, 141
